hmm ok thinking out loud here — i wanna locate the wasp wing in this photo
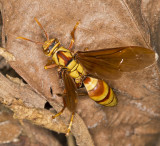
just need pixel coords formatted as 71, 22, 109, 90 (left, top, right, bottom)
76, 46, 155, 80
62, 70, 78, 112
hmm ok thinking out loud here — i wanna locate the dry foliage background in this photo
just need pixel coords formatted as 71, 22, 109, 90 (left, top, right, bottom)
0, 0, 160, 146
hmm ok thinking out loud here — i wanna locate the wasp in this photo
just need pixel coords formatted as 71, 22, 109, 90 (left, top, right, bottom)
17, 18, 155, 135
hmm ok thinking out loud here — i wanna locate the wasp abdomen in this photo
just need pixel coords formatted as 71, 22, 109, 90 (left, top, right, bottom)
83, 77, 117, 106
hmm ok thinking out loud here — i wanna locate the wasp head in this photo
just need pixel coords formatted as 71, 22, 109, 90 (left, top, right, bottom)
43, 38, 60, 56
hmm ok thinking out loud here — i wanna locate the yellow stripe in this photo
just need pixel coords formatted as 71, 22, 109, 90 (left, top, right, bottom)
77, 64, 83, 73
98, 88, 117, 106
69, 60, 78, 71
84, 77, 98, 91
69, 70, 79, 78
90, 81, 109, 101
105, 95, 117, 106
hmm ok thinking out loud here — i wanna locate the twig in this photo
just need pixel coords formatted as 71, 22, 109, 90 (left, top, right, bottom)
0, 47, 15, 61
0, 73, 67, 133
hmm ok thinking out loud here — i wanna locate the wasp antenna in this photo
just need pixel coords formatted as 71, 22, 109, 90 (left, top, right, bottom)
34, 17, 49, 41
71, 21, 80, 41
17, 37, 44, 45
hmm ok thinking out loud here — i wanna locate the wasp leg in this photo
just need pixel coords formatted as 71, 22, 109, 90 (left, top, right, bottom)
66, 112, 75, 136
52, 97, 66, 119
44, 64, 57, 69
68, 21, 80, 50
44, 59, 57, 69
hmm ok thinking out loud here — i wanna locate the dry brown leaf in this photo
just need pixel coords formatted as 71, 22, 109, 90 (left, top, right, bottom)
0, 0, 160, 146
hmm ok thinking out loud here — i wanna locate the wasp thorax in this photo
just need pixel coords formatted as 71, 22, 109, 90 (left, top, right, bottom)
43, 38, 60, 56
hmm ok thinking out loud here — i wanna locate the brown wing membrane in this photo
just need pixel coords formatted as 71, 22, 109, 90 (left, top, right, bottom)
76, 46, 155, 80
62, 70, 78, 112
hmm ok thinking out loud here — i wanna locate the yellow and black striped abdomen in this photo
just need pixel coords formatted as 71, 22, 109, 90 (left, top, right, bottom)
83, 77, 117, 106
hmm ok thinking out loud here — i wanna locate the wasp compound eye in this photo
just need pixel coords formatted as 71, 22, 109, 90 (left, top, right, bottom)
43, 48, 50, 55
